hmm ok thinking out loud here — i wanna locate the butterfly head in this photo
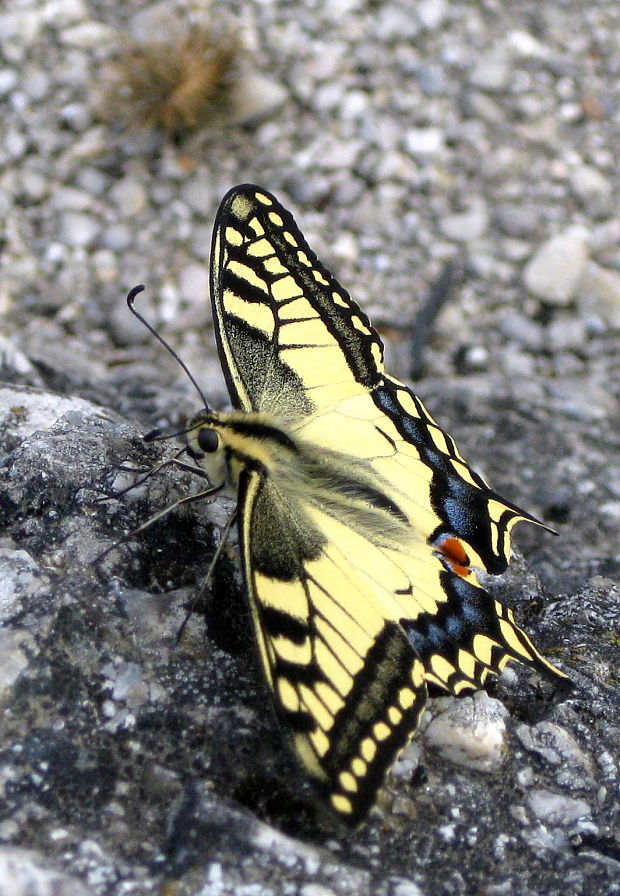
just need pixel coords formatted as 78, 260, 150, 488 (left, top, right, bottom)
185, 411, 228, 489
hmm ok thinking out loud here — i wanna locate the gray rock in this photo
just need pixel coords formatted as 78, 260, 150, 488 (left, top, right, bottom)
0, 847, 90, 896
0, 546, 48, 621
180, 174, 214, 215
516, 722, 594, 790
100, 223, 133, 252
178, 262, 210, 306
545, 314, 588, 352
494, 204, 541, 238
498, 310, 545, 350
1, 0, 620, 892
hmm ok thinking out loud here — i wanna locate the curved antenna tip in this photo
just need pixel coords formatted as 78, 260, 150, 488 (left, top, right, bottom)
127, 284, 145, 307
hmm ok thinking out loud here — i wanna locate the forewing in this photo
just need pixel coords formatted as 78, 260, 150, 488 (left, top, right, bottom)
237, 467, 427, 825
210, 184, 385, 417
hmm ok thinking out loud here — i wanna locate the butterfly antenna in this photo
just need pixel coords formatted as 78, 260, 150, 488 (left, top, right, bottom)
126, 284, 212, 411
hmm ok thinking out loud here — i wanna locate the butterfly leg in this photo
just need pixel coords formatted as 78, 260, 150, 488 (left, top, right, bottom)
94, 483, 227, 564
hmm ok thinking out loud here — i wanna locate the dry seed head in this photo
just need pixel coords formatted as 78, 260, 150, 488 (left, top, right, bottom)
107, 24, 241, 137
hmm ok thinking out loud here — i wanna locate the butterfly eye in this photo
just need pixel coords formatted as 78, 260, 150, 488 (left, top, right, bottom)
197, 427, 219, 453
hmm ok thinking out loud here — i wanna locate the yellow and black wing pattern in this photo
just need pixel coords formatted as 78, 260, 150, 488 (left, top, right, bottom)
207, 184, 568, 824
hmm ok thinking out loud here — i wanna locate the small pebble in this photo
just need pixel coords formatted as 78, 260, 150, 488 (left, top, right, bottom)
0, 629, 36, 700
441, 197, 489, 242
527, 790, 592, 827
403, 127, 444, 156
523, 229, 589, 305
60, 211, 100, 247
578, 261, 620, 329
424, 693, 508, 771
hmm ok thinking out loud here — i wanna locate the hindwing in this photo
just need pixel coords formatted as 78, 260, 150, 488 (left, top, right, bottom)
237, 466, 428, 823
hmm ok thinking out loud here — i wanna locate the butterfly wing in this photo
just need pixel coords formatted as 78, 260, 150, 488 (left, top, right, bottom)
236, 465, 427, 823
210, 184, 383, 418
209, 184, 568, 820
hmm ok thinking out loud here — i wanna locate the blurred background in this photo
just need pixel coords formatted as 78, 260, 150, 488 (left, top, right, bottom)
1, 0, 619, 585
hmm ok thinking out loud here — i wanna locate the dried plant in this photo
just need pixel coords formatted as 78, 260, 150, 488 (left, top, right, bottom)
106, 24, 241, 138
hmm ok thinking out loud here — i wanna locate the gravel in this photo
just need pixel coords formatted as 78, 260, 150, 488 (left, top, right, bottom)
1, 0, 619, 894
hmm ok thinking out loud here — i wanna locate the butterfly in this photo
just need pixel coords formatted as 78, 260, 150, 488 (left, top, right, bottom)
173, 184, 569, 825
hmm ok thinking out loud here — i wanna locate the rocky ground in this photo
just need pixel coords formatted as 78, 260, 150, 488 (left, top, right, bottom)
0, 1, 619, 895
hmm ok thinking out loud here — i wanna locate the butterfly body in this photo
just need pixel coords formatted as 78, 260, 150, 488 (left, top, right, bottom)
183, 184, 568, 824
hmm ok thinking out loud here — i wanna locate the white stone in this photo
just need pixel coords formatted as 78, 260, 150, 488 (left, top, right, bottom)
60, 211, 100, 247
59, 102, 90, 131
41, 0, 88, 27
108, 177, 148, 217
523, 229, 589, 305
578, 261, 620, 328
570, 164, 608, 201
545, 315, 588, 352
403, 127, 444, 156
0, 69, 18, 95
179, 263, 210, 305
0, 846, 86, 896
0, 629, 35, 701
390, 878, 426, 896
53, 185, 94, 211
5, 127, 27, 160
92, 249, 117, 283
417, 0, 448, 30
60, 20, 116, 46
0, 547, 45, 620
441, 197, 489, 242
469, 51, 511, 91
229, 71, 288, 127
507, 30, 550, 59
375, 7, 421, 40
527, 790, 592, 827
424, 693, 509, 771
129, 2, 177, 42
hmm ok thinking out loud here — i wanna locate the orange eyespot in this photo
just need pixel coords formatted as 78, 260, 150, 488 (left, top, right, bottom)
434, 535, 471, 577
